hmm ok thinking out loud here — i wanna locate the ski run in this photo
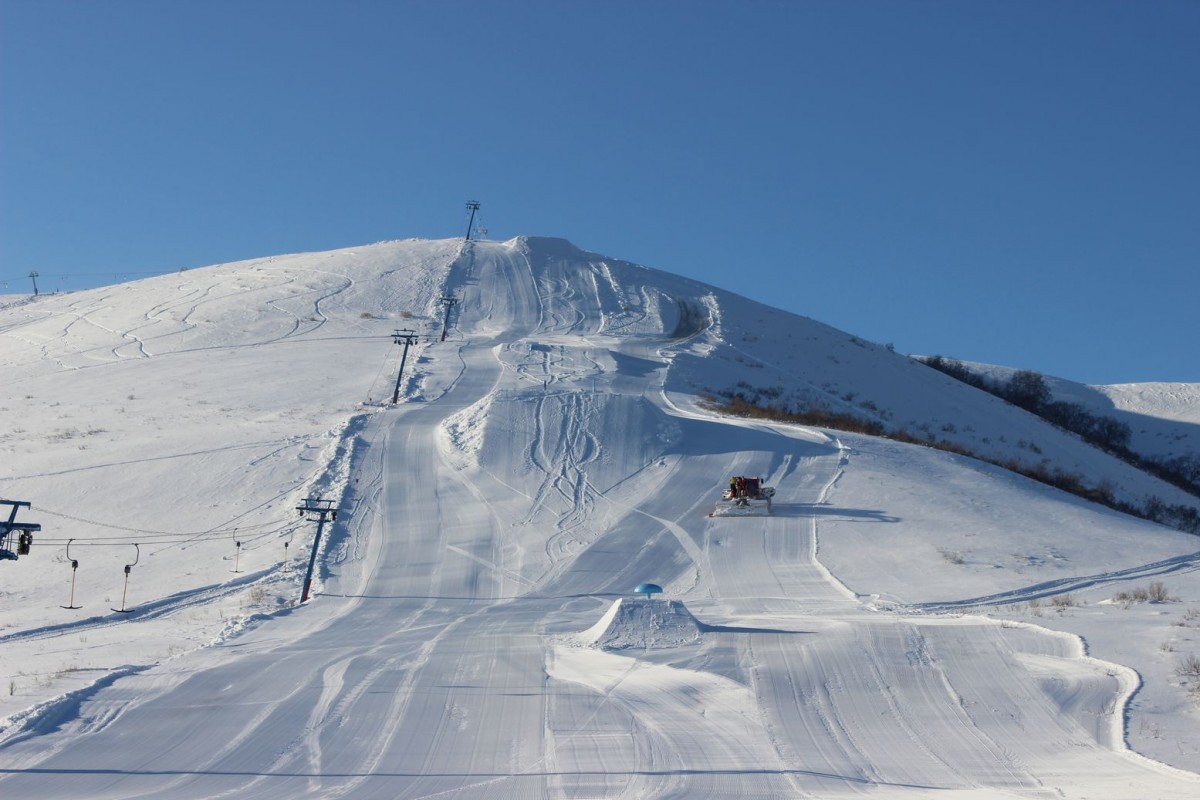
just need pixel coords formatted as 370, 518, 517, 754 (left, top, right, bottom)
1, 236, 1198, 798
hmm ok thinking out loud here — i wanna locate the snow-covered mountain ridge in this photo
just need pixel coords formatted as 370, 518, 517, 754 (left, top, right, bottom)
934, 359, 1199, 468
1, 236, 1199, 797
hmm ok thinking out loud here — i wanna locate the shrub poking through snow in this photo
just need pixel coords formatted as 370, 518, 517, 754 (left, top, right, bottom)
1114, 581, 1178, 605
1050, 593, 1077, 609
1177, 654, 1200, 680
937, 547, 965, 565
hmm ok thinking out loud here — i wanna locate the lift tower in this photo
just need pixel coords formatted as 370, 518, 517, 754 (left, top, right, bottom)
391, 328, 418, 404
464, 200, 481, 241
439, 295, 459, 342
297, 497, 338, 603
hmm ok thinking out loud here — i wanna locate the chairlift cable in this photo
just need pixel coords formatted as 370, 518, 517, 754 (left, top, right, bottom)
34, 506, 278, 536
38, 524, 294, 547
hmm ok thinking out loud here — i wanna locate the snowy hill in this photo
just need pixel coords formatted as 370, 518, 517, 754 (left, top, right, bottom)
1, 236, 1199, 798
950, 360, 1199, 465
1073, 381, 1199, 462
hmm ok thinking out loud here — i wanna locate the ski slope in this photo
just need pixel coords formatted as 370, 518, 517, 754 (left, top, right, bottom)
1, 237, 1199, 798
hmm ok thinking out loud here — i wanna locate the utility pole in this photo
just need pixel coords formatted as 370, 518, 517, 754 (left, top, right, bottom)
391, 328, 418, 404
28, 271, 39, 297
0, 500, 41, 562
438, 295, 460, 342
464, 200, 480, 241
297, 497, 337, 603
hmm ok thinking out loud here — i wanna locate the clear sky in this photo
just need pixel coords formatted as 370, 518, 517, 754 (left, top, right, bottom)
2, 0, 1197, 384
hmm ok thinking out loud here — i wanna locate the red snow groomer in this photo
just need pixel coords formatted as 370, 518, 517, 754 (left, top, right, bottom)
710, 476, 775, 517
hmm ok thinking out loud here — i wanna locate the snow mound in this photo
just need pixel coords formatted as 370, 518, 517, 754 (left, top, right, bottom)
580, 598, 703, 650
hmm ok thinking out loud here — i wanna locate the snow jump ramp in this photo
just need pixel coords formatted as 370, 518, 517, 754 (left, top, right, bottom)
580, 598, 704, 650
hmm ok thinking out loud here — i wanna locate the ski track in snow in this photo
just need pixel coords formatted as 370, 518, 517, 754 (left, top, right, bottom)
912, 551, 1200, 613
0, 237, 1198, 798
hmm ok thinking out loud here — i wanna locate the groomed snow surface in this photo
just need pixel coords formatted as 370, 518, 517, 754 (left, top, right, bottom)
1, 236, 1199, 798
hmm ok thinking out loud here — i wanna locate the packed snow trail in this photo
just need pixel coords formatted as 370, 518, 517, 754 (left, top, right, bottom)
1, 238, 1198, 799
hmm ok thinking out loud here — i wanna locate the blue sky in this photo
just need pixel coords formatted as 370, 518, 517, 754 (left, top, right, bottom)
2, 0, 1197, 384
